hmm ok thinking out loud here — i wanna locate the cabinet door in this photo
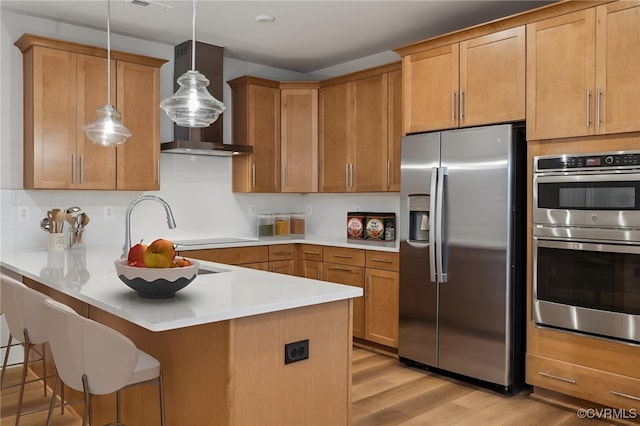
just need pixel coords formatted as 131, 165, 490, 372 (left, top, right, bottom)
76, 54, 116, 189
460, 26, 525, 127
302, 260, 323, 280
364, 269, 399, 348
352, 74, 388, 192
526, 9, 596, 140
387, 69, 402, 192
402, 44, 459, 134
251, 84, 281, 192
269, 259, 295, 275
24, 46, 77, 189
116, 61, 160, 190
242, 262, 270, 271
319, 82, 352, 192
323, 263, 365, 339
595, 2, 640, 135
281, 88, 318, 192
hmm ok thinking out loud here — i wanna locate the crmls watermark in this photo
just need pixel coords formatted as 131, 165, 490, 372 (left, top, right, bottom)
577, 408, 637, 420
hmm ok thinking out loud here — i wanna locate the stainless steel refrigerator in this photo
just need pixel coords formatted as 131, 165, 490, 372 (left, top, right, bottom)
399, 123, 526, 393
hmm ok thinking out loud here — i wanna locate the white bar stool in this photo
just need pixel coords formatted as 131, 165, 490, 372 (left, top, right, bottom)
0, 273, 26, 387
1, 274, 59, 425
43, 299, 166, 426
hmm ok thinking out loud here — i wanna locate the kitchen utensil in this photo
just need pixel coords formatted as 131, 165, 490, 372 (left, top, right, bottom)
54, 210, 66, 233
40, 217, 51, 232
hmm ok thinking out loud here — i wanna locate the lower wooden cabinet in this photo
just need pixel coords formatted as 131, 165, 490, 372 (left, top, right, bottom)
300, 244, 324, 280
364, 268, 399, 348
324, 261, 365, 339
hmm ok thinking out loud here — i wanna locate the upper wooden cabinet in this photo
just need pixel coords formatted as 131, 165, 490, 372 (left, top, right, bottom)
319, 63, 401, 193
402, 26, 525, 134
280, 83, 319, 193
527, 2, 640, 140
228, 76, 281, 193
15, 34, 165, 190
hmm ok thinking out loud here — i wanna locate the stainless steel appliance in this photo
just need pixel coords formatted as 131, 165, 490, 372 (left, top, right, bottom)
399, 123, 526, 393
532, 150, 640, 343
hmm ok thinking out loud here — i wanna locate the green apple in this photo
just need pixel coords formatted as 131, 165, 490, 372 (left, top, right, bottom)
143, 238, 176, 268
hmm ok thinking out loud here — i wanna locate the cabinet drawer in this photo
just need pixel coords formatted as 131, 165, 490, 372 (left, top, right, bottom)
527, 354, 640, 411
182, 246, 268, 265
301, 244, 323, 261
365, 251, 399, 272
269, 244, 295, 261
324, 246, 365, 267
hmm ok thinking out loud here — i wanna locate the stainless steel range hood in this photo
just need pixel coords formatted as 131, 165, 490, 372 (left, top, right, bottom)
160, 41, 252, 157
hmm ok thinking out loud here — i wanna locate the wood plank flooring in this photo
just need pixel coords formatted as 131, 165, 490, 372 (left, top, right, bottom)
1, 347, 617, 425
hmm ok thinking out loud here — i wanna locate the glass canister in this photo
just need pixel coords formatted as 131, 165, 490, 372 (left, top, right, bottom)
257, 214, 275, 239
289, 212, 305, 237
274, 213, 290, 238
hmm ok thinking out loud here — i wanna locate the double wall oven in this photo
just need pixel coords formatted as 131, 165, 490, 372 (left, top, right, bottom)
532, 150, 640, 343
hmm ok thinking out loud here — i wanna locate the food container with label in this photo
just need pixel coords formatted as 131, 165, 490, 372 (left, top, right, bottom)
347, 212, 365, 239
290, 212, 305, 237
257, 214, 275, 238
274, 213, 290, 238
365, 214, 385, 240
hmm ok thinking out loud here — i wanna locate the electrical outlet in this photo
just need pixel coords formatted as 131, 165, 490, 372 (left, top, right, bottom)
249, 205, 257, 216
284, 339, 309, 365
17, 206, 29, 222
305, 205, 312, 216
104, 205, 114, 220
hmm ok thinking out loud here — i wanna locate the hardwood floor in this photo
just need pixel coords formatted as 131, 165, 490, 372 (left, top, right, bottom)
1, 347, 617, 425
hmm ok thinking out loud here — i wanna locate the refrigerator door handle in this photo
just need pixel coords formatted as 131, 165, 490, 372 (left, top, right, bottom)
429, 167, 438, 283
436, 166, 448, 283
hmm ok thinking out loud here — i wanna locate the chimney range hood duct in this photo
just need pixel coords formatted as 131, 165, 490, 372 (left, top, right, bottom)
160, 41, 252, 156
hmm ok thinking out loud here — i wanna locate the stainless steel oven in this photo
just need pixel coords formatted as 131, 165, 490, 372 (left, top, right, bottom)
532, 150, 640, 343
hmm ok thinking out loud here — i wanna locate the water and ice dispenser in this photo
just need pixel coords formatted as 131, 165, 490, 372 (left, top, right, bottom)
408, 194, 430, 242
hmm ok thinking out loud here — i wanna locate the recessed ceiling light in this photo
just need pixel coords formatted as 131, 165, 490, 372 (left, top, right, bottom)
255, 14, 276, 23
128, 0, 172, 12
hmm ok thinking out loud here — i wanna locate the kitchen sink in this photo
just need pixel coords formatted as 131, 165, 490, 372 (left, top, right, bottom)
173, 237, 258, 248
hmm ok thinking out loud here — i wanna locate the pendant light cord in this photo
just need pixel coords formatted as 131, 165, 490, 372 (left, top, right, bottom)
107, 0, 112, 106
191, 0, 196, 71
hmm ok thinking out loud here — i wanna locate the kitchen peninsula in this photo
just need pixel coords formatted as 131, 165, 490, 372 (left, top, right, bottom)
1, 246, 362, 425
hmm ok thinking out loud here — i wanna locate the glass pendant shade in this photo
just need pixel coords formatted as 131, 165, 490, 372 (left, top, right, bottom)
160, 70, 225, 127
82, 105, 132, 146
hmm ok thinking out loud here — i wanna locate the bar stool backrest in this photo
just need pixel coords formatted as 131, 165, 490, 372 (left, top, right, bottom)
1, 276, 48, 345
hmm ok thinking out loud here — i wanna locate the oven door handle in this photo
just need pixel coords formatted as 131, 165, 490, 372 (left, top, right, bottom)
535, 172, 640, 183
535, 238, 640, 255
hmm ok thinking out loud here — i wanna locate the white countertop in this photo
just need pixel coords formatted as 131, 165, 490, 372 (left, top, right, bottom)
0, 246, 362, 332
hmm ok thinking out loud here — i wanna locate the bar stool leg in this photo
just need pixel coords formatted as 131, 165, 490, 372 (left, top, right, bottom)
46, 375, 61, 426
0, 334, 13, 387
159, 370, 166, 426
15, 329, 32, 426
81, 374, 91, 426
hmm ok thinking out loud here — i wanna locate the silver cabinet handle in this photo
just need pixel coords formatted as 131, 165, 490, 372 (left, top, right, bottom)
538, 371, 576, 384
281, 165, 286, 188
317, 268, 321, 280
586, 89, 591, 128
451, 91, 456, 121
71, 154, 76, 184
610, 390, 640, 401
273, 250, 294, 255
303, 250, 320, 255
387, 160, 391, 189
365, 276, 369, 300
350, 163, 354, 188
251, 164, 256, 188
370, 258, 392, 263
596, 88, 602, 127
459, 90, 464, 120
332, 254, 352, 259
80, 154, 85, 184
345, 163, 349, 188
329, 265, 353, 271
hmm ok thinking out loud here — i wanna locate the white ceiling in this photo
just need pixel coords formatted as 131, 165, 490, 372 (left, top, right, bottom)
1, 0, 555, 73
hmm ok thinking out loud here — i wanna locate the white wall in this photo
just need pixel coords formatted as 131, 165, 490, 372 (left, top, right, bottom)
0, 9, 398, 254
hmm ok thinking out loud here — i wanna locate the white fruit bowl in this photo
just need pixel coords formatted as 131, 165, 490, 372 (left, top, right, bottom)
114, 258, 199, 299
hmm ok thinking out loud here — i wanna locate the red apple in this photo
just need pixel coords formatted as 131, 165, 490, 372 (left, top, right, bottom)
127, 241, 148, 265
143, 238, 176, 268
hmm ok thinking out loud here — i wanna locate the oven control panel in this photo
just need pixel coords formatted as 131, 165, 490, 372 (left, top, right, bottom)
535, 151, 640, 172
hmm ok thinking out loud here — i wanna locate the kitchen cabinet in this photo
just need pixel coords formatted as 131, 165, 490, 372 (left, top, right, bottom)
364, 251, 399, 348
319, 63, 401, 193
401, 26, 525, 134
323, 247, 366, 338
280, 83, 319, 193
387, 69, 402, 192
15, 34, 164, 190
300, 244, 323, 280
179, 246, 269, 271
228, 76, 281, 193
268, 244, 295, 275
527, 3, 640, 140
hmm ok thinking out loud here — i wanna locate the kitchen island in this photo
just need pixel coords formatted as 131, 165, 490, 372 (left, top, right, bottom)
1, 246, 362, 425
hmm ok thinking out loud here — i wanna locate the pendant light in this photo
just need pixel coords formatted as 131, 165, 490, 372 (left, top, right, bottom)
160, 0, 225, 127
82, 0, 132, 146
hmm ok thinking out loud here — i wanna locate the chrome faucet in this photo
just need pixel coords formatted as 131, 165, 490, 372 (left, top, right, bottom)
122, 195, 177, 258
